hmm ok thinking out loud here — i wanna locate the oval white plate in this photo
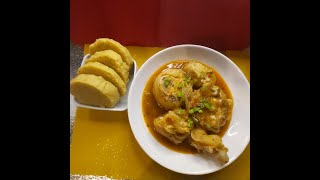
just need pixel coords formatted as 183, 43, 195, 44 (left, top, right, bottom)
73, 54, 138, 111
128, 44, 250, 175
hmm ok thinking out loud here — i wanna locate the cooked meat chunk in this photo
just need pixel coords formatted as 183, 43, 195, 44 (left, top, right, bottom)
190, 128, 229, 164
183, 61, 216, 89
186, 82, 233, 133
154, 110, 191, 144
153, 69, 192, 110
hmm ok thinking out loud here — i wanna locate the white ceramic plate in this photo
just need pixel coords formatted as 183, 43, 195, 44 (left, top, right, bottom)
128, 44, 250, 175
73, 54, 138, 111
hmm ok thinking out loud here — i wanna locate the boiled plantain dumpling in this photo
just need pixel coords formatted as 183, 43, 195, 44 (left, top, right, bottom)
183, 61, 216, 89
85, 50, 129, 83
152, 69, 193, 110
70, 74, 120, 107
186, 82, 233, 133
154, 110, 191, 144
189, 128, 229, 164
78, 62, 126, 96
89, 38, 134, 68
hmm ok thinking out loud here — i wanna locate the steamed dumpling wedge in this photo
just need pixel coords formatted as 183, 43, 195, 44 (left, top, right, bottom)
70, 74, 120, 108
86, 50, 129, 83
89, 38, 134, 69
78, 62, 126, 96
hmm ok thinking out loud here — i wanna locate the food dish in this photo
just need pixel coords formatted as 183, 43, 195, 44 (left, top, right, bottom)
70, 38, 136, 110
152, 68, 192, 110
89, 38, 134, 68
85, 50, 129, 83
78, 62, 127, 96
70, 74, 120, 107
144, 60, 232, 164
128, 44, 250, 174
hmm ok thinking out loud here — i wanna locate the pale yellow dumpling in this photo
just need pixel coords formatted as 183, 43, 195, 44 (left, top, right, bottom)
78, 62, 126, 96
70, 74, 120, 107
89, 38, 134, 68
85, 50, 129, 83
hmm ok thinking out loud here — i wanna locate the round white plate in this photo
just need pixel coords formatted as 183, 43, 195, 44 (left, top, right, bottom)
128, 44, 250, 175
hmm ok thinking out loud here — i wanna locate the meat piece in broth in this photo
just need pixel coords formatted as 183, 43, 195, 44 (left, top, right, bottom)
154, 110, 191, 144
190, 128, 229, 164
183, 61, 216, 89
152, 69, 193, 110
186, 82, 233, 133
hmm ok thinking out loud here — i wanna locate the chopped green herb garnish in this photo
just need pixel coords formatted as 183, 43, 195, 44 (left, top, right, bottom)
184, 76, 191, 84
189, 106, 204, 114
187, 118, 194, 128
204, 102, 211, 109
206, 123, 211, 129
178, 82, 183, 89
208, 103, 215, 111
193, 107, 201, 112
178, 108, 185, 115
177, 92, 184, 98
163, 77, 171, 87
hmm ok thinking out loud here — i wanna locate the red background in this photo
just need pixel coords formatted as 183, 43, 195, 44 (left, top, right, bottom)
70, 0, 250, 50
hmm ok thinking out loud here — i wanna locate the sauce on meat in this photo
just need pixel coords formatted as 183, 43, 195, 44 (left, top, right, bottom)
142, 60, 233, 154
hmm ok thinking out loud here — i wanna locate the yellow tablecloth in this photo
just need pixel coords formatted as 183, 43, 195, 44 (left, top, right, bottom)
70, 45, 250, 179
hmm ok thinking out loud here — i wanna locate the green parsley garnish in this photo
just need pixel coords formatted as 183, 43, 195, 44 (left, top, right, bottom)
163, 77, 171, 87
204, 102, 211, 109
206, 123, 211, 129
187, 118, 194, 128
184, 76, 191, 84
178, 108, 185, 115
177, 92, 184, 98
189, 106, 205, 114
193, 107, 201, 112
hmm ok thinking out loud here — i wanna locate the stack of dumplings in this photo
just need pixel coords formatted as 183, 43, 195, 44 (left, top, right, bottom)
70, 38, 134, 108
